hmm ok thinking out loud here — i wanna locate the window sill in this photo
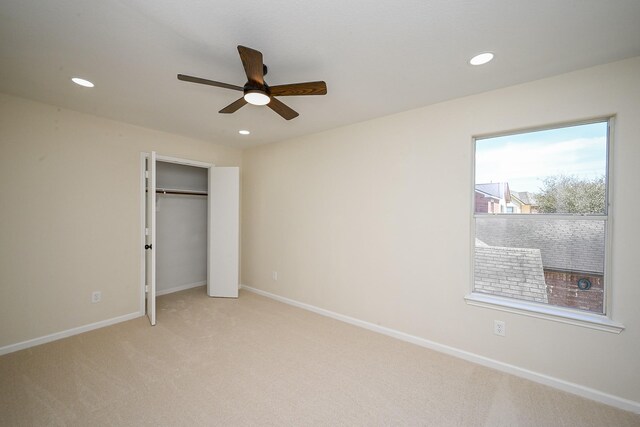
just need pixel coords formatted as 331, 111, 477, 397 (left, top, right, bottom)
464, 292, 625, 333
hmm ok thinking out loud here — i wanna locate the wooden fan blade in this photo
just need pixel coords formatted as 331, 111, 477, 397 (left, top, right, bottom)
237, 45, 264, 85
219, 97, 248, 114
269, 81, 327, 96
177, 74, 243, 91
267, 97, 299, 120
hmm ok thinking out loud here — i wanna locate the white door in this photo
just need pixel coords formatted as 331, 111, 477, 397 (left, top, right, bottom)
145, 151, 157, 325
208, 167, 240, 298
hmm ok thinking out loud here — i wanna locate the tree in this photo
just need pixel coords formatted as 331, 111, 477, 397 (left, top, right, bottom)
536, 175, 606, 214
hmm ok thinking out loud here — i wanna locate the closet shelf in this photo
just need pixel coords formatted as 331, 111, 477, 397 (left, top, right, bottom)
150, 188, 208, 196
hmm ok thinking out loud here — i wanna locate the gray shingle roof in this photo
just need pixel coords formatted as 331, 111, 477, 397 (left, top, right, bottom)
474, 243, 548, 304
475, 183, 509, 200
511, 191, 537, 206
476, 217, 605, 274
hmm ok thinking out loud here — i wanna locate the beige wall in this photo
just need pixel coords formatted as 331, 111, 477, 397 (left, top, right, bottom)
0, 93, 241, 347
241, 57, 640, 403
2, 56, 639, 404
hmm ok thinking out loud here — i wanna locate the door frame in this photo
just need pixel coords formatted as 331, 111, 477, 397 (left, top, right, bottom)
139, 153, 214, 318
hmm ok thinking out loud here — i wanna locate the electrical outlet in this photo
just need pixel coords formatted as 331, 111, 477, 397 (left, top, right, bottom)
92, 291, 102, 303
272, 271, 278, 281
494, 320, 506, 336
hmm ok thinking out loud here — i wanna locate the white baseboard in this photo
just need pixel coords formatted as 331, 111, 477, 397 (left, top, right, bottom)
0, 311, 142, 356
2, 280, 206, 356
156, 281, 206, 296
240, 284, 640, 414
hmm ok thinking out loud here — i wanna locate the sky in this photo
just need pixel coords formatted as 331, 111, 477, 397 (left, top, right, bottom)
475, 121, 608, 193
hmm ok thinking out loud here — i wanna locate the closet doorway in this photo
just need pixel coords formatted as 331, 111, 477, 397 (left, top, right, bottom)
140, 152, 239, 326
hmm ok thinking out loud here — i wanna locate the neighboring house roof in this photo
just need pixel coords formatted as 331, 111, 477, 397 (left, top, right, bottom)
475, 189, 501, 201
474, 240, 548, 304
475, 218, 605, 274
511, 191, 538, 206
475, 183, 511, 202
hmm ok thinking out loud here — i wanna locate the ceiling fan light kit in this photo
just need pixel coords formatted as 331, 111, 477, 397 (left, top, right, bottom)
244, 90, 270, 106
178, 45, 327, 120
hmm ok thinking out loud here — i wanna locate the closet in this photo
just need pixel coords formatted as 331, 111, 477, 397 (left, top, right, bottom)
155, 161, 208, 296
143, 152, 239, 326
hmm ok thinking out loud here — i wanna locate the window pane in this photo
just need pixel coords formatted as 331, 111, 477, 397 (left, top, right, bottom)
474, 217, 605, 314
475, 122, 607, 215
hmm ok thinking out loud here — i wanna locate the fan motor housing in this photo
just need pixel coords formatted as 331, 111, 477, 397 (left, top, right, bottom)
243, 82, 270, 97
243, 63, 269, 94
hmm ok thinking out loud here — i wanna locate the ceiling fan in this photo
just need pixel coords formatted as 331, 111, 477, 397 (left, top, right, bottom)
178, 45, 327, 120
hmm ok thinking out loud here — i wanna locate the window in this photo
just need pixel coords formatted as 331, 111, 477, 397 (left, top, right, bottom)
468, 119, 621, 331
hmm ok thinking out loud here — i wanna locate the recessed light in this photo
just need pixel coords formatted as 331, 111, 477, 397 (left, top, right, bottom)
239, 130, 250, 135
469, 52, 494, 66
71, 77, 95, 87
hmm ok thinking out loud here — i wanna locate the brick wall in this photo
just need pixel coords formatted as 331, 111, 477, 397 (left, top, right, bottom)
544, 270, 604, 313
475, 193, 502, 213
475, 192, 490, 213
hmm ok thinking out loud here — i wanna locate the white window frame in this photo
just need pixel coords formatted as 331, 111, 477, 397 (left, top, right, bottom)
465, 117, 624, 333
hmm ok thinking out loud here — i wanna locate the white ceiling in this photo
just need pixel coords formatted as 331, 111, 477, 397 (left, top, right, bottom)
1, 1, 639, 148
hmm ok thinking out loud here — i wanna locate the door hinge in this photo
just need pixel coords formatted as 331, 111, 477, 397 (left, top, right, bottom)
145, 285, 149, 293
145, 227, 149, 236
145, 171, 149, 179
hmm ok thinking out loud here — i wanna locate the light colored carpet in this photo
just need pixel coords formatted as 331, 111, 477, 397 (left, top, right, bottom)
1, 287, 638, 426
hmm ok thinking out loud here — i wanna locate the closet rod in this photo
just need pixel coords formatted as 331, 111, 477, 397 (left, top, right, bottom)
152, 188, 208, 196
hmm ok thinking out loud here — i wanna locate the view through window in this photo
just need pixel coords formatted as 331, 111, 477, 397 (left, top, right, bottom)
473, 120, 609, 314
